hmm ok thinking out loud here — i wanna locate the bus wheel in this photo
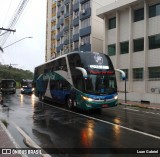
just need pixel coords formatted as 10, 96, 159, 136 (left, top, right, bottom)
67, 98, 73, 109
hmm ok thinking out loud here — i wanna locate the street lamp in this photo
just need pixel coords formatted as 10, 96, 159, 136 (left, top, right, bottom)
0, 36, 33, 52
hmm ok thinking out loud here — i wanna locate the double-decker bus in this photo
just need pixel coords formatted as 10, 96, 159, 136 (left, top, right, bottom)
33, 51, 118, 111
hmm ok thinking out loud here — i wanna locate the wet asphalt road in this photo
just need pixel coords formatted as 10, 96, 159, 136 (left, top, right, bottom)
0, 91, 160, 157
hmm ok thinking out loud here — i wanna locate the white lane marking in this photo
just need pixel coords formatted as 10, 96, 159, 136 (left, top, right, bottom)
12, 122, 51, 157
124, 108, 139, 112
41, 101, 160, 140
124, 107, 160, 116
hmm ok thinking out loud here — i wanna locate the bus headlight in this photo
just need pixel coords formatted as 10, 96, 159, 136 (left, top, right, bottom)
82, 96, 94, 102
114, 95, 118, 100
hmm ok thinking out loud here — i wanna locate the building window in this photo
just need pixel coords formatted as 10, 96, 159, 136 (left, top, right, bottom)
74, 41, 79, 50
74, 0, 79, 4
133, 38, 144, 52
65, 17, 69, 27
74, 25, 79, 34
52, 7, 56, 14
108, 44, 116, 56
64, 44, 69, 53
70, 29, 73, 39
64, 31, 69, 41
149, 34, 160, 49
108, 17, 116, 29
74, 10, 79, 19
81, 35, 90, 44
134, 8, 144, 22
81, 18, 90, 29
57, 40, 60, 46
148, 66, 160, 80
120, 41, 129, 54
133, 68, 143, 80
81, 1, 90, 10
149, 3, 160, 18
65, 4, 69, 13
120, 69, 128, 80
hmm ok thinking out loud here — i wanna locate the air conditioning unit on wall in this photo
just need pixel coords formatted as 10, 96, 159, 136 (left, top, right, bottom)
151, 88, 160, 94
81, 41, 84, 45
81, 9, 86, 14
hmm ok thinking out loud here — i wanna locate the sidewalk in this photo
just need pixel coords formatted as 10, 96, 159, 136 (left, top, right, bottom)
119, 99, 160, 110
0, 121, 25, 157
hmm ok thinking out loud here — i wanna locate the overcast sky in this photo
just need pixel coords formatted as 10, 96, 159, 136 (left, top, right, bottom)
0, 0, 47, 72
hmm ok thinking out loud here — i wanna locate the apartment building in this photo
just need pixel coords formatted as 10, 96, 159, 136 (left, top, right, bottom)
97, 0, 160, 103
46, 0, 112, 61
46, 0, 57, 61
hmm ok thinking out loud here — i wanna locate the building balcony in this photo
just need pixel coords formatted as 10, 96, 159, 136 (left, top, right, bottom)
57, 11, 61, 17
57, 1, 61, 6
64, 25, 69, 31
73, 33, 79, 41
61, 5, 64, 12
80, 7, 91, 20
56, 44, 63, 52
74, 48, 79, 51
57, 31, 63, 40
73, 17, 79, 26
64, 39, 69, 45
57, 22, 61, 29
73, 2, 79, 11
60, 43, 64, 50
64, 0, 70, 5
80, 43, 91, 52
80, 26, 91, 37
64, 12, 70, 18
60, 18, 64, 25
80, 0, 89, 4
56, 45, 61, 52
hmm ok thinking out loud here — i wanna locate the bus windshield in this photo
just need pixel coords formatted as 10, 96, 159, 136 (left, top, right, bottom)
84, 74, 117, 95
21, 81, 32, 88
1, 80, 16, 88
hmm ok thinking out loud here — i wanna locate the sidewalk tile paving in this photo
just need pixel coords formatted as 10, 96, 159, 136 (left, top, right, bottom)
0, 121, 23, 157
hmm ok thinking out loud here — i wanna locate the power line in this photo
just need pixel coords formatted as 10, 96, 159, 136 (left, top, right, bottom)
0, 0, 30, 47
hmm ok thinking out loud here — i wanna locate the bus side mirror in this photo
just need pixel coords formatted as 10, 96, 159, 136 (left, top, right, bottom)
75, 67, 88, 78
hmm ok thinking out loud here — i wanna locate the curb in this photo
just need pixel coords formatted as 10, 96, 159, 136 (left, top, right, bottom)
119, 102, 160, 111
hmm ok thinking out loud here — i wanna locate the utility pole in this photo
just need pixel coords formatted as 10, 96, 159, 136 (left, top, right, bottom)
0, 27, 16, 32
0, 27, 16, 53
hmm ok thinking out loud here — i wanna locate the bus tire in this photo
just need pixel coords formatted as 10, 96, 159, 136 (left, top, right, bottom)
67, 98, 73, 109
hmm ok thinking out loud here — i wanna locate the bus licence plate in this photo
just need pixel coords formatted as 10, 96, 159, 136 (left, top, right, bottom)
102, 104, 108, 107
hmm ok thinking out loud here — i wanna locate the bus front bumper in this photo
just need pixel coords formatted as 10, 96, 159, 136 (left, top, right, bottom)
79, 96, 118, 110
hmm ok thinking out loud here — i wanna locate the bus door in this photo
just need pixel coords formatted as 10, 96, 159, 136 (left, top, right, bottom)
55, 80, 70, 103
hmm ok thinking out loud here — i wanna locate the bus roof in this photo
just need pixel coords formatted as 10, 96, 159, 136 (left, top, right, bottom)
34, 51, 106, 69
1, 79, 16, 82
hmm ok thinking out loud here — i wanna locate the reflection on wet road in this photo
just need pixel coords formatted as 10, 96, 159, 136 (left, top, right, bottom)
0, 93, 160, 157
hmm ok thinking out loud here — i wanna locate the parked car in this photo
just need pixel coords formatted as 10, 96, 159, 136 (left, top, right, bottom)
0, 79, 16, 94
